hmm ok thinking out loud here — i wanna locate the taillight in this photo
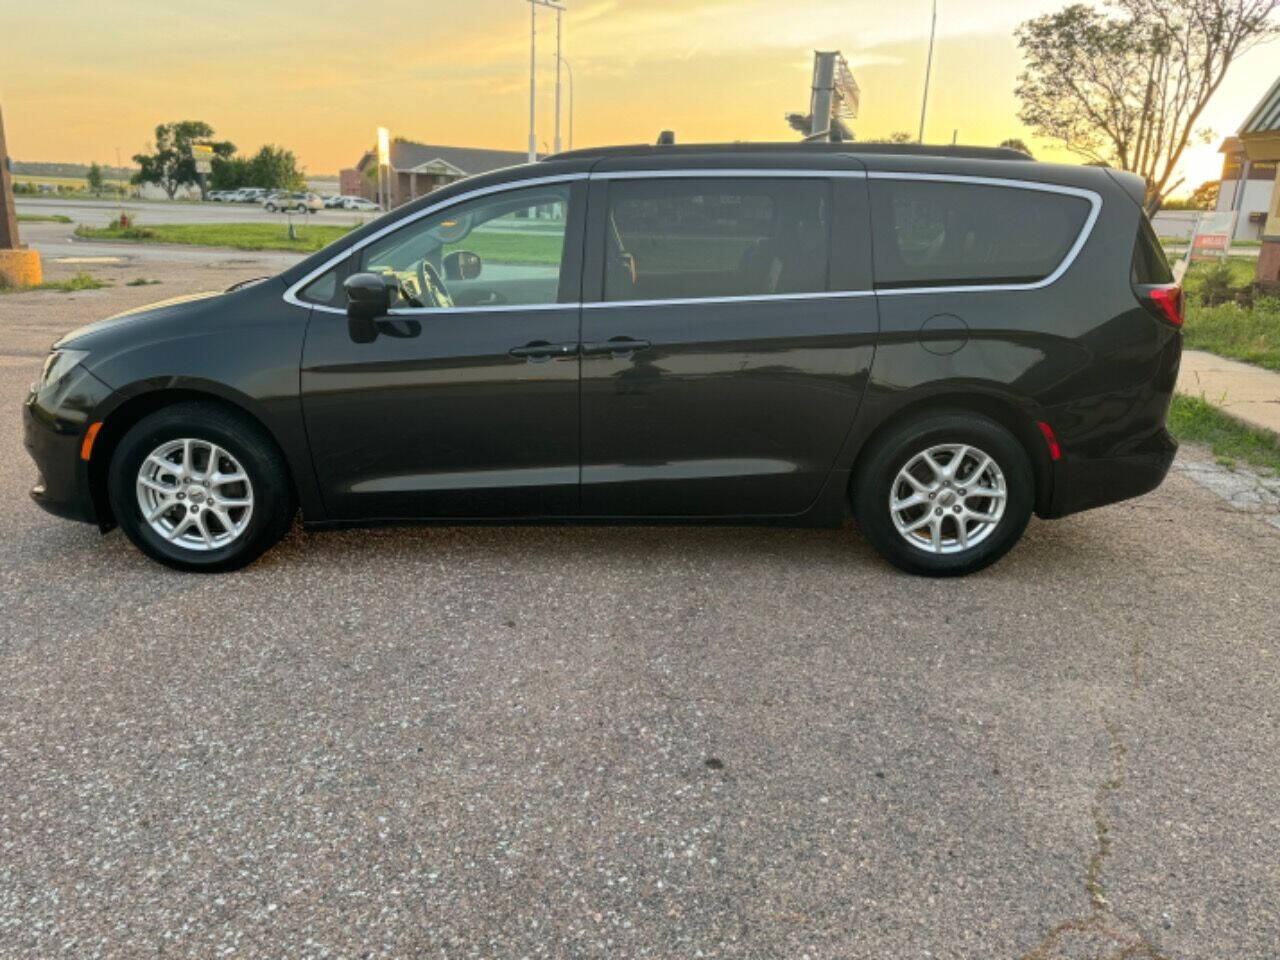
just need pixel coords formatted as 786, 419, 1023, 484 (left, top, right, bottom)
1143, 283, 1183, 327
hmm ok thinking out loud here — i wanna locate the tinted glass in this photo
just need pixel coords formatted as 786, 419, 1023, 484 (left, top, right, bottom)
604, 178, 831, 301
356, 184, 571, 309
1132, 215, 1174, 284
870, 180, 1091, 288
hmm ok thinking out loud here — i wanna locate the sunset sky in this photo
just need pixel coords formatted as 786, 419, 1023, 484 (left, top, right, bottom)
4, 0, 1278, 194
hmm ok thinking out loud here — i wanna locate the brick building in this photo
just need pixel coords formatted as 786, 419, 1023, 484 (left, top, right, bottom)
339, 141, 532, 208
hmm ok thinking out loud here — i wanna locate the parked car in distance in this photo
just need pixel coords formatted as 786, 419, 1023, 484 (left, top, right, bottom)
205, 190, 229, 202
321, 194, 345, 208
231, 187, 266, 203
264, 192, 322, 214
341, 196, 380, 211
24, 142, 1182, 575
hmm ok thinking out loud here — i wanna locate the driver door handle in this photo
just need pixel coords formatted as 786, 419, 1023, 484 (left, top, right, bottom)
509, 340, 579, 360
581, 337, 651, 357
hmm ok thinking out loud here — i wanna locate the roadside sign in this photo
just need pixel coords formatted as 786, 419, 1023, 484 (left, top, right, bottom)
191, 143, 215, 174
1188, 210, 1237, 263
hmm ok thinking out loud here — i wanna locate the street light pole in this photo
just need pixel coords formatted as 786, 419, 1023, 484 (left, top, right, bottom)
554, 5, 562, 155
525, 0, 564, 163
917, 0, 937, 144
561, 57, 575, 151
528, 0, 537, 163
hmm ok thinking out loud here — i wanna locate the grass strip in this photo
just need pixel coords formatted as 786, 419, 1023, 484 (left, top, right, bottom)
1168, 393, 1280, 475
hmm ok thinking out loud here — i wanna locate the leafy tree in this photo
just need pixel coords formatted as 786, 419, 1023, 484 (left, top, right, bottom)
131, 121, 234, 199
999, 138, 1034, 158
85, 162, 104, 195
209, 155, 252, 191
1188, 178, 1220, 209
246, 145, 305, 191
1015, 0, 1279, 212
865, 131, 915, 144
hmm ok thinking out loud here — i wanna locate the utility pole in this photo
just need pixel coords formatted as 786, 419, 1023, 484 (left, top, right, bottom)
562, 58, 575, 151
526, 0, 565, 163
918, 0, 937, 143
0, 105, 19, 251
0, 103, 42, 287
554, 5, 563, 155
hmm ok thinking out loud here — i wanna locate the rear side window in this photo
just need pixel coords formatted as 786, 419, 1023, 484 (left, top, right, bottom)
1132, 215, 1173, 284
869, 179, 1092, 288
604, 178, 831, 301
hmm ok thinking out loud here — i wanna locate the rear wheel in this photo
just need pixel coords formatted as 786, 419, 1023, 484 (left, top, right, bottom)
107, 402, 294, 572
853, 410, 1034, 576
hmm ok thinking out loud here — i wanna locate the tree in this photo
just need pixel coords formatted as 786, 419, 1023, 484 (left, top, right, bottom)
1015, 0, 1279, 212
131, 121, 234, 199
85, 162, 104, 195
246, 145, 305, 191
865, 131, 915, 144
999, 138, 1035, 158
1189, 178, 1220, 209
209, 155, 251, 191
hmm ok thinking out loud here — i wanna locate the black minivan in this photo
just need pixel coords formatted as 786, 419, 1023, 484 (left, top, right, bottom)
23, 143, 1182, 575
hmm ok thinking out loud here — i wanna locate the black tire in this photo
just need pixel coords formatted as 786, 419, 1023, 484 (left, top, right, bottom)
265, 203, 276, 212
107, 402, 294, 572
852, 410, 1034, 577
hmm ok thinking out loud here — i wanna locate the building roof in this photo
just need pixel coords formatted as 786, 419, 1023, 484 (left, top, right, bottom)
1240, 75, 1280, 135
1219, 135, 1244, 154
355, 141, 531, 175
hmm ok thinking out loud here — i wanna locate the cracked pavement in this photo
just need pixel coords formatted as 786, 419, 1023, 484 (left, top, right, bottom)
2, 266, 1280, 958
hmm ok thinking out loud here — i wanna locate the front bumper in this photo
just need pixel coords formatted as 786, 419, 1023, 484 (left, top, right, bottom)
23, 365, 115, 525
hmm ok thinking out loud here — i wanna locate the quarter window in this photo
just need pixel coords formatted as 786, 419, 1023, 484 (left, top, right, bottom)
603, 178, 831, 301
869, 179, 1092, 288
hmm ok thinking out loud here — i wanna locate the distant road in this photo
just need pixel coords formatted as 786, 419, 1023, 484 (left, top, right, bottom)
15, 196, 376, 228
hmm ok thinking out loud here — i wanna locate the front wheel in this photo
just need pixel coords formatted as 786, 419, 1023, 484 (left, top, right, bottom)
853, 411, 1034, 577
107, 402, 295, 572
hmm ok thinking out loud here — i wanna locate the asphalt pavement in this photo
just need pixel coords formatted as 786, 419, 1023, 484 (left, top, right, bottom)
2, 259, 1279, 959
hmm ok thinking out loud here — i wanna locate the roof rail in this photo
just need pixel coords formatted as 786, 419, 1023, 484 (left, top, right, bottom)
545, 141, 1034, 162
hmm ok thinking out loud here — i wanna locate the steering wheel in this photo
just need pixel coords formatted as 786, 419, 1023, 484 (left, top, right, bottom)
415, 259, 454, 309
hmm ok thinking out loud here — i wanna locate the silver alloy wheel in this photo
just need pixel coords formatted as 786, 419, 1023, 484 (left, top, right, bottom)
135, 438, 254, 552
889, 443, 1008, 555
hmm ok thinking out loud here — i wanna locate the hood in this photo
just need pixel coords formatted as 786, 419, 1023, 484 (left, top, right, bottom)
53, 290, 224, 349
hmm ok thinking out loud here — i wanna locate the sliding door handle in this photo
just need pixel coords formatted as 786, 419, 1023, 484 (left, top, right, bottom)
509, 341, 579, 360
581, 337, 651, 357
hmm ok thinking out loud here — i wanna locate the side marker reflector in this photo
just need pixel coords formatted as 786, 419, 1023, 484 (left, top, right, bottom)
80, 422, 103, 461
1035, 420, 1061, 461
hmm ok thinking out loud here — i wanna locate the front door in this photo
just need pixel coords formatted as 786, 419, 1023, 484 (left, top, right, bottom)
300, 179, 585, 520
579, 171, 878, 517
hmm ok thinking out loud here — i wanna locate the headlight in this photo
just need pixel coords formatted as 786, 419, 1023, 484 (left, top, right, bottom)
38, 349, 90, 390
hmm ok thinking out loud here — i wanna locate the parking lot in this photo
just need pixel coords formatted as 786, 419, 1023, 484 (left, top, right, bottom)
2, 255, 1279, 958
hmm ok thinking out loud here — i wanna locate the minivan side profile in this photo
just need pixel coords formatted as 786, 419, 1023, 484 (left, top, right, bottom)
23, 143, 1182, 575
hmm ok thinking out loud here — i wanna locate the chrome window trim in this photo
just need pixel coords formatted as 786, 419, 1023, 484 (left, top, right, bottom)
583, 290, 874, 310
865, 171, 1103, 296
283, 167, 1103, 315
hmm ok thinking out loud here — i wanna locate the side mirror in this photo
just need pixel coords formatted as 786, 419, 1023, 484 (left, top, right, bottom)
344, 272, 392, 320
443, 250, 483, 282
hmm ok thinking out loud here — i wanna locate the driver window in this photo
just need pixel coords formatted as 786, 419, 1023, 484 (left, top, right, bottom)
359, 184, 571, 310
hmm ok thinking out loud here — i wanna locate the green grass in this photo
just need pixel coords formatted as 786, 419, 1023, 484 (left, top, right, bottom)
74, 219, 564, 264
1183, 298, 1280, 371
1176, 258, 1280, 372
445, 229, 564, 265
17, 213, 73, 223
0, 271, 111, 294
75, 221, 350, 253
1168, 393, 1280, 474
125, 277, 161, 286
